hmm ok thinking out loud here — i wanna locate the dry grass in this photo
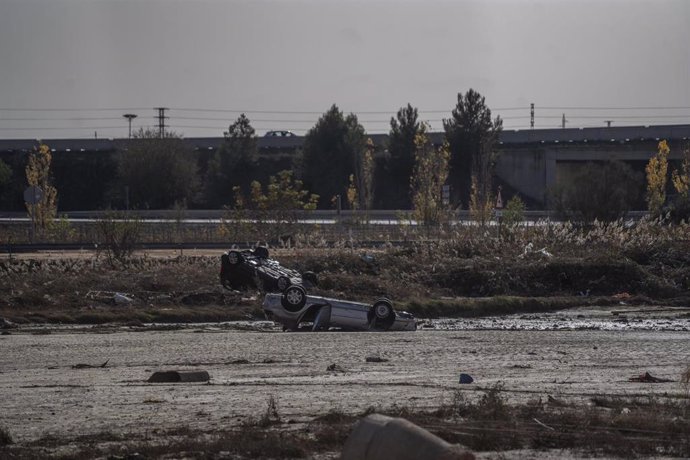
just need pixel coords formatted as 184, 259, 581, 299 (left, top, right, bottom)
4, 385, 686, 459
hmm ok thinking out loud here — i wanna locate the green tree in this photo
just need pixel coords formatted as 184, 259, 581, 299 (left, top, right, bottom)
410, 123, 450, 226
552, 161, 642, 223
303, 104, 366, 208
443, 89, 503, 209
205, 114, 258, 207
227, 170, 318, 242
645, 140, 670, 216
25, 143, 58, 236
118, 128, 199, 209
387, 104, 421, 208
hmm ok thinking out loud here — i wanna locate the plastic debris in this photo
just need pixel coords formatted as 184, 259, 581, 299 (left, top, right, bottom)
114, 293, 134, 305
458, 373, 474, 384
628, 371, 673, 383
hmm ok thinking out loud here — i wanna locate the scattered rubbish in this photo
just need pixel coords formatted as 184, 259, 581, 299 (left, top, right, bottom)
519, 242, 553, 259
327, 363, 346, 373
366, 356, 389, 363
547, 395, 567, 407
148, 370, 210, 383
0, 318, 17, 329
533, 417, 555, 431
628, 371, 673, 383
72, 359, 109, 369
458, 373, 474, 384
114, 293, 134, 305
360, 253, 376, 264
612, 292, 632, 300
342, 413, 475, 460
578, 289, 591, 297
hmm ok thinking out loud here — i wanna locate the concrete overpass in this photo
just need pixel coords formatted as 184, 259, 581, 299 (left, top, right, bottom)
1, 124, 688, 207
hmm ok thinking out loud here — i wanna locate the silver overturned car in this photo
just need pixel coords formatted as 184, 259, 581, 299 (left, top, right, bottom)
262, 285, 416, 332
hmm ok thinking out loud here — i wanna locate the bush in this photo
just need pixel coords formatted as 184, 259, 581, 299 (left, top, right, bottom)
95, 211, 142, 264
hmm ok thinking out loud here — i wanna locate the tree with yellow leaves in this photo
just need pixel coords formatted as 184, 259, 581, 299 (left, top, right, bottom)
645, 140, 669, 215
671, 146, 689, 200
410, 123, 450, 226
25, 143, 57, 237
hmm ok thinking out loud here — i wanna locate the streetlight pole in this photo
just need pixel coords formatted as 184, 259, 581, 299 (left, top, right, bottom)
123, 113, 138, 138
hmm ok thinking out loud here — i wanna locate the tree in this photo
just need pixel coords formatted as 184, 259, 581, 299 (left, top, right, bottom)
552, 161, 642, 223
25, 143, 58, 236
671, 145, 689, 200
226, 170, 319, 243
443, 89, 502, 209
386, 104, 421, 208
352, 138, 375, 212
410, 123, 450, 226
645, 140, 670, 216
0, 158, 11, 205
302, 104, 366, 208
204, 114, 258, 207
118, 128, 199, 209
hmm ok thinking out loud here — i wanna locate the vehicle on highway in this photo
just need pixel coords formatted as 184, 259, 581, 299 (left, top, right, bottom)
264, 130, 296, 137
220, 247, 317, 292
262, 286, 416, 332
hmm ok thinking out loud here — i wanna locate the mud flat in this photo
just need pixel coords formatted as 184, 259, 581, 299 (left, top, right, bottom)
1, 318, 688, 453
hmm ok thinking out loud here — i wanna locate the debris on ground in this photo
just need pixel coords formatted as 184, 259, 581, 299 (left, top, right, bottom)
342, 413, 475, 460
0, 318, 17, 329
72, 359, 109, 369
628, 371, 673, 383
366, 356, 389, 363
327, 363, 346, 373
458, 373, 474, 384
148, 370, 210, 383
114, 292, 134, 305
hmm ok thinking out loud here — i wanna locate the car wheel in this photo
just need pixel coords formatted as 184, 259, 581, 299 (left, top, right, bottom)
302, 271, 318, 287
277, 276, 291, 292
253, 246, 269, 259
227, 250, 243, 265
282, 285, 307, 311
373, 299, 393, 320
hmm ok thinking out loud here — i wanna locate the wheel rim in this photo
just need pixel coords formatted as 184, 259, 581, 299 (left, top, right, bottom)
375, 303, 390, 319
286, 289, 303, 306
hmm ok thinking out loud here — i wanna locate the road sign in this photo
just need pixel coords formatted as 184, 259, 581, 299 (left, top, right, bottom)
24, 185, 43, 204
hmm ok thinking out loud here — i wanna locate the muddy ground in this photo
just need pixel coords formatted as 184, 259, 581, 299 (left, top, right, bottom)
1, 308, 689, 459
0, 247, 689, 458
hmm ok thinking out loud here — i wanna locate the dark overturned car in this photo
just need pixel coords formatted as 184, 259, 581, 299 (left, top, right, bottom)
220, 247, 317, 292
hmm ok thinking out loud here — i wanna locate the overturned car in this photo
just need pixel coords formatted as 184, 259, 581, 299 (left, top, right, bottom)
263, 285, 417, 332
220, 247, 317, 292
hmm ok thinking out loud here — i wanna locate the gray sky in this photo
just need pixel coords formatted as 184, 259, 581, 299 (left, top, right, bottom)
1, 0, 689, 139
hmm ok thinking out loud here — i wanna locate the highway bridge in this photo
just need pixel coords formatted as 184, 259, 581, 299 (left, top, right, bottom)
2, 123, 689, 207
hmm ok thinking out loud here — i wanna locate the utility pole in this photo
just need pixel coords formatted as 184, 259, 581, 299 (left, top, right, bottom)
123, 113, 138, 138
605, 120, 612, 128
561, 113, 567, 129
154, 107, 168, 138
530, 103, 534, 129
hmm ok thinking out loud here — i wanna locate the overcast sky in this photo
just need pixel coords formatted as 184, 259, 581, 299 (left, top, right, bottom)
1, 0, 689, 139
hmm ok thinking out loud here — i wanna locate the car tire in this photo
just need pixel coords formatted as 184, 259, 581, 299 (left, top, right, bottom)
373, 299, 393, 320
282, 285, 307, 311
302, 271, 318, 287
227, 250, 243, 265
253, 246, 269, 259
277, 276, 291, 292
